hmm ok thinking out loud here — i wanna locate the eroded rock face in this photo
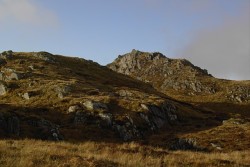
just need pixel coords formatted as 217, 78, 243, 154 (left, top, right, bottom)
67, 101, 178, 141
140, 103, 178, 129
27, 118, 63, 141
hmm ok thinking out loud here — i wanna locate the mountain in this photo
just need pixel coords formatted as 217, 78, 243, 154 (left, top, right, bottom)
1, 50, 250, 166
0, 51, 219, 146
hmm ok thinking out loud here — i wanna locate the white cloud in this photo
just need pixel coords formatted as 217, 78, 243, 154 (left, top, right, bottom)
180, 2, 250, 80
0, 0, 58, 27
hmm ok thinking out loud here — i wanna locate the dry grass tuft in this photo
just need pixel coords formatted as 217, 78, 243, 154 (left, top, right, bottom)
0, 139, 249, 167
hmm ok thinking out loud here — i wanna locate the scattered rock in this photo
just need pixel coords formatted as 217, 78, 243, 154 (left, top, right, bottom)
0, 82, 7, 95
0, 72, 3, 80
55, 85, 71, 99
222, 118, 246, 125
170, 138, 202, 151
235, 96, 242, 103
6, 72, 22, 80
211, 143, 222, 150
227, 86, 250, 103
22, 93, 30, 100
117, 90, 134, 97
83, 100, 108, 111
68, 105, 81, 113
0, 50, 13, 59
33, 52, 56, 63
28, 65, 35, 70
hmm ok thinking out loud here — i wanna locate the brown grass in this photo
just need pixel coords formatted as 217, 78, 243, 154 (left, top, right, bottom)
0, 139, 249, 167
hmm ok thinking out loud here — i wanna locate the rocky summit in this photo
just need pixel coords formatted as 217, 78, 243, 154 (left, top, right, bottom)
0, 50, 250, 153
108, 50, 250, 103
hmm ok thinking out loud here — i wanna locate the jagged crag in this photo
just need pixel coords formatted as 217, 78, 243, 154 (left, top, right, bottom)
0, 50, 249, 152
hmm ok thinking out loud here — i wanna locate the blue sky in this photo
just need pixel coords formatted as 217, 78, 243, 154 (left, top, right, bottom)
0, 0, 249, 80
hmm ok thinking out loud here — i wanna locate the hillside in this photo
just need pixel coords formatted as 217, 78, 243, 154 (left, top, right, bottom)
0, 50, 250, 166
0, 50, 222, 146
108, 49, 250, 149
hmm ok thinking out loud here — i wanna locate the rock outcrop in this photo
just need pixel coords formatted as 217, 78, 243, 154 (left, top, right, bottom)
0, 50, 13, 60
108, 50, 250, 104
27, 118, 63, 141
0, 82, 7, 95
68, 101, 178, 141
82, 100, 108, 111
226, 86, 250, 103
0, 113, 20, 136
169, 138, 204, 151
33, 52, 56, 63
108, 50, 215, 94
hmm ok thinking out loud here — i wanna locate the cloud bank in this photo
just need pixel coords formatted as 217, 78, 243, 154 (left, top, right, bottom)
180, 1, 250, 80
0, 0, 58, 27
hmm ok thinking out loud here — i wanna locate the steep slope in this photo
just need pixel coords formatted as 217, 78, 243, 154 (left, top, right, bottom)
0, 50, 225, 150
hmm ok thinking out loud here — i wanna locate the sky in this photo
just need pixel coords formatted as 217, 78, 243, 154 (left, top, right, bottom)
0, 0, 249, 80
